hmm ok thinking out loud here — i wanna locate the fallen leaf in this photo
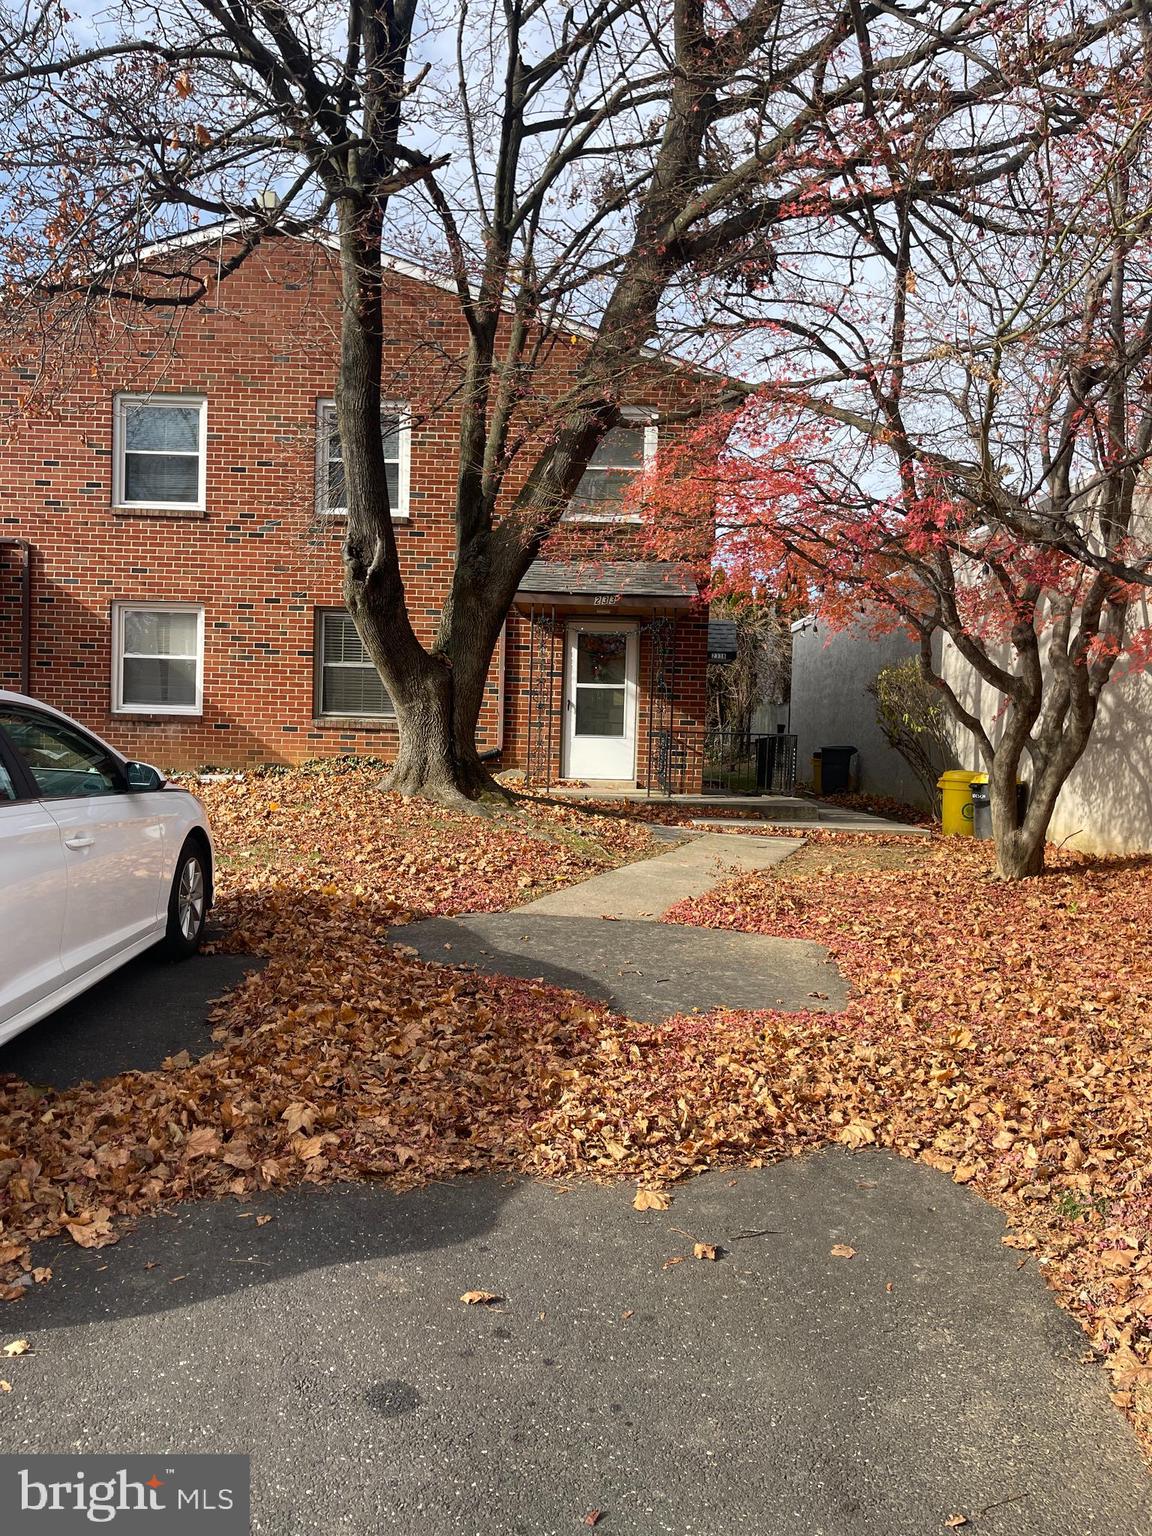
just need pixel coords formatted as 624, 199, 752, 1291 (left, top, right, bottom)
460, 1290, 502, 1306
830, 1244, 856, 1259
632, 1189, 671, 1212
693, 1242, 719, 1261
63, 1209, 116, 1249
183, 1126, 221, 1159
2, 1339, 29, 1357
944, 1517, 968, 1529
281, 1102, 315, 1136
584, 1512, 603, 1528
0, 1380, 10, 1392
255, 1215, 273, 1227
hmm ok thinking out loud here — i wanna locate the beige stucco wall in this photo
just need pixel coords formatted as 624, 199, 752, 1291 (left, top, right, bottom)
791, 606, 1152, 853
938, 605, 1152, 855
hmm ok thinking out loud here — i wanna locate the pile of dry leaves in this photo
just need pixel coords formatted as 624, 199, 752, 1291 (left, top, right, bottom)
1, 774, 1149, 1453
194, 764, 653, 948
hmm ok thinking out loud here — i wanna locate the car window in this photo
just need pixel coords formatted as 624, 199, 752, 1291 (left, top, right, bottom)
0, 757, 16, 802
0, 708, 123, 799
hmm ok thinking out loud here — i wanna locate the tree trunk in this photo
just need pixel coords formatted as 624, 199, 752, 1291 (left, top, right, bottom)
346, 587, 509, 809
990, 796, 1048, 879
986, 717, 1095, 881
986, 756, 1043, 879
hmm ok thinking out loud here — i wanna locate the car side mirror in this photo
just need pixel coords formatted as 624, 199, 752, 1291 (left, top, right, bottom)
125, 760, 165, 792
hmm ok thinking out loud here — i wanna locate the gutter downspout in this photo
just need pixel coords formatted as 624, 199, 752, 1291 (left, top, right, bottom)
477, 621, 508, 765
0, 538, 32, 693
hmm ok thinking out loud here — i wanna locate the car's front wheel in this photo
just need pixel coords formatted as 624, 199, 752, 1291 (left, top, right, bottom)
165, 839, 208, 958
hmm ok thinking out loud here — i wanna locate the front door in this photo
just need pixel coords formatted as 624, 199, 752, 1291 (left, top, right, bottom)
564, 623, 638, 781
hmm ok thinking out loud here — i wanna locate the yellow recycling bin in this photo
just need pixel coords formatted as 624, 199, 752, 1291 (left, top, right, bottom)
938, 769, 982, 836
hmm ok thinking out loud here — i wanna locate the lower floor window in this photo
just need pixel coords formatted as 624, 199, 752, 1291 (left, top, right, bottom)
316, 609, 394, 718
113, 603, 204, 714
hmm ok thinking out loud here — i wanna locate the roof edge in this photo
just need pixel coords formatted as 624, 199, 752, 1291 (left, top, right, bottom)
134, 220, 744, 386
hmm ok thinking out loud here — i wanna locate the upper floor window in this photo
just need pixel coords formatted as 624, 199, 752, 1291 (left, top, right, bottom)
112, 602, 204, 716
566, 410, 657, 522
317, 400, 410, 519
113, 394, 207, 510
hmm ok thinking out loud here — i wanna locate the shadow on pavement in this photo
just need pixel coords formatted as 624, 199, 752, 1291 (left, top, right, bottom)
392, 913, 847, 1022
14, 1176, 512, 1333
0, 951, 261, 1089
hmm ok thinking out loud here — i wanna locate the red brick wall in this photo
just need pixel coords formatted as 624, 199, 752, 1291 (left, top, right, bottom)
0, 237, 712, 775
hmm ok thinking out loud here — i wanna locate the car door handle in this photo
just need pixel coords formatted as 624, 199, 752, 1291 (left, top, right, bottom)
64, 834, 95, 850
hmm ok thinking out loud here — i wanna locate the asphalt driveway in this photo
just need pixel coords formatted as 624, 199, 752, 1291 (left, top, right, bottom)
0, 941, 1149, 1533
0, 950, 258, 1087
2, 1153, 1149, 1536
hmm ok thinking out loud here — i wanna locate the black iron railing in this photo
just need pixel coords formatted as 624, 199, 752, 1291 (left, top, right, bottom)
648, 729, 798, 797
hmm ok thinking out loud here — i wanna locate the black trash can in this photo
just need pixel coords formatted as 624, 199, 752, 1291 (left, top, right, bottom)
820, 745, 857, 795
756, 735, 771, 791
970, 776, 992, 840
972, 777, 1028, 840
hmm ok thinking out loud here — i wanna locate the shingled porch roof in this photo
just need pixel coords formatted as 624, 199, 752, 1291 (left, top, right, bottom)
514, 560, 699, 610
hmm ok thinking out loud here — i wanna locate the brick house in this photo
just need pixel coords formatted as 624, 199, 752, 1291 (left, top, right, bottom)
0, 232, 715, 789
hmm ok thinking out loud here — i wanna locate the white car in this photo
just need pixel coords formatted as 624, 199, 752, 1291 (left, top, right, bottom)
0, 690, 214, 1046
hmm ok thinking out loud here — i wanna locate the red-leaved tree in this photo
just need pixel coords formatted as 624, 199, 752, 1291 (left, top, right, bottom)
644, 74, 1152, 878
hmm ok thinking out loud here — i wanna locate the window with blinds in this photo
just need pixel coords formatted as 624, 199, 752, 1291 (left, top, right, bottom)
316, 400, 409, 517
315, 610, 394, 718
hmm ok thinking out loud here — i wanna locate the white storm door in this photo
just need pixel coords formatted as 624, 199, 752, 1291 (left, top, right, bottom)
564, 623, 638, 780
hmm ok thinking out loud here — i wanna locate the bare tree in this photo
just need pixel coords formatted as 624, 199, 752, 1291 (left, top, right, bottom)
0, 0, 1138, 804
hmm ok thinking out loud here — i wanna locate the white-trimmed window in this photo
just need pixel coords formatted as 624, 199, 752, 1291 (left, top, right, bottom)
315, 609, 395, 719
566, 409, 657, 521
113, 394, 207, 510
317, 400, 410, 518
113, 603, 204, 715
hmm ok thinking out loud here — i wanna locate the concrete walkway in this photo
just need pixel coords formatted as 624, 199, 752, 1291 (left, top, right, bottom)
394, 830, 846, 1021
520, 830, 800, 918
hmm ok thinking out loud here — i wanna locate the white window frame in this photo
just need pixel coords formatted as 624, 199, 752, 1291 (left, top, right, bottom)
314, 608, 396, 720
112, 393, 208, 512
316, 399, 411, 520
565, 407, 658, 523
112, 602, 205, 717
